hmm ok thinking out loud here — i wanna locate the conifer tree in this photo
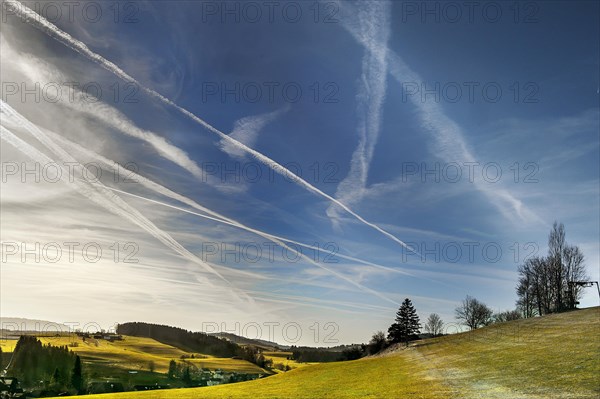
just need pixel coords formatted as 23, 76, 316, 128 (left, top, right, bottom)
71, 355, 83, 393
168, 360, 177, 379
388, 298, 421, 346
182, 366, 192, 386
51, 367, 62, 389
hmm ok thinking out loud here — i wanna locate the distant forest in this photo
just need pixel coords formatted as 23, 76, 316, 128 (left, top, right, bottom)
116, 322, 358, 364
116, 322, 239, 358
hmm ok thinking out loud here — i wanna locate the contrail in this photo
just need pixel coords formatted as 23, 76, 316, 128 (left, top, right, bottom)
91, 182, 451, 296
0, 37, 239, 193
327, 0, 391, 225
91, 185, 401, 305
48, 129, 417, 278
125, 187, 447, 287
31, 126, 406, 304
1, 121, 258, 305
0, 36, 208, 183
0, 102, 237, 291
331, 0, 539, 224
101, 185, 416, 279
5, 0, 416, 251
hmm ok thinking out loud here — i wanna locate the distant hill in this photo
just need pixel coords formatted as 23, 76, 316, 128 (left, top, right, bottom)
208, 332, 363, 354
117, 322, 240, 358
0, 317, 70, 333
208, 332, 287, 350
207, 333, 364, 354
291, 344, 362, 352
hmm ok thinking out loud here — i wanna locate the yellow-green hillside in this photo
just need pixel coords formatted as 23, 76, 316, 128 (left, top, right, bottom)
262, 351, 316, 372
0, 333, 268, 388
0, 338, 17, 352
37, 335, 187, 373
32, 335, 266, 374
47, 307, 600, 398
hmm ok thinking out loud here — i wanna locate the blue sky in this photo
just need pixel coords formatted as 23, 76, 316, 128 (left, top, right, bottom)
0, 0, 598, 345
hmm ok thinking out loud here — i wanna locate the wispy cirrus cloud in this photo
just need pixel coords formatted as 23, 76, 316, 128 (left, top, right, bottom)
0, 103, 241, 293
327, 0, 391, 228
0, 37, 232, 189
219, 106, 289, 160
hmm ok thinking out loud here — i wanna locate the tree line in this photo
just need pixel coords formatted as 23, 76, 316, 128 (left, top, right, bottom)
359, 222, 590, 356
516, 222, 588, 316
117, 322, 240, 358
291, 347, 359, 363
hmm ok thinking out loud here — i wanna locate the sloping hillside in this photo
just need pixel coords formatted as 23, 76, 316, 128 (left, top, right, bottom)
33, 335, 265, 374
50, 307, 600, 398
406, 306, 600, 398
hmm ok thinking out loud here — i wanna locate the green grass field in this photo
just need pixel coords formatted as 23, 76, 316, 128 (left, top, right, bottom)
47, 307, 599, 399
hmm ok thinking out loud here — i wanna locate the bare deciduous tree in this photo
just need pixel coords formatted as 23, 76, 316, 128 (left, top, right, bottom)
455, 296, 493, 330
516, 263, 537, 318
516, 222, 588, 316
563, 245, 586, 309
493, 310, 522, 323
424, 313, 444, 337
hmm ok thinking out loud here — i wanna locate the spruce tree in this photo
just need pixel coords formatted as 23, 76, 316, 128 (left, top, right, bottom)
71, 355, 83, 393
182, 366, 192, 386
51, 367, 62, 389
168, 360, 177, 379
388, 298, 421, 346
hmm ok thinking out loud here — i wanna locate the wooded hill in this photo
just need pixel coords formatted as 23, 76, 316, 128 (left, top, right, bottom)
116, 323, 239, 358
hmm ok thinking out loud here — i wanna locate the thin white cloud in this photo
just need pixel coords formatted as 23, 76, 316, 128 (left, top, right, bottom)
219, 106, 289, 159
45, 129, 413, 303
1, 26, 411, 305
0, 104, 240, 293
6, 0, 415, 252
0, 38, 219, 187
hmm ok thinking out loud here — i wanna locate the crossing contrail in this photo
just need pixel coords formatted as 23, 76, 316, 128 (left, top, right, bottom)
1, 121, 263, 306
0, 102, 236, 289
327, 0, 391, 225
34, 125, 409, 305
331, 0, 539, 224
48, 129, 416, 279
5, 0, 416, 252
